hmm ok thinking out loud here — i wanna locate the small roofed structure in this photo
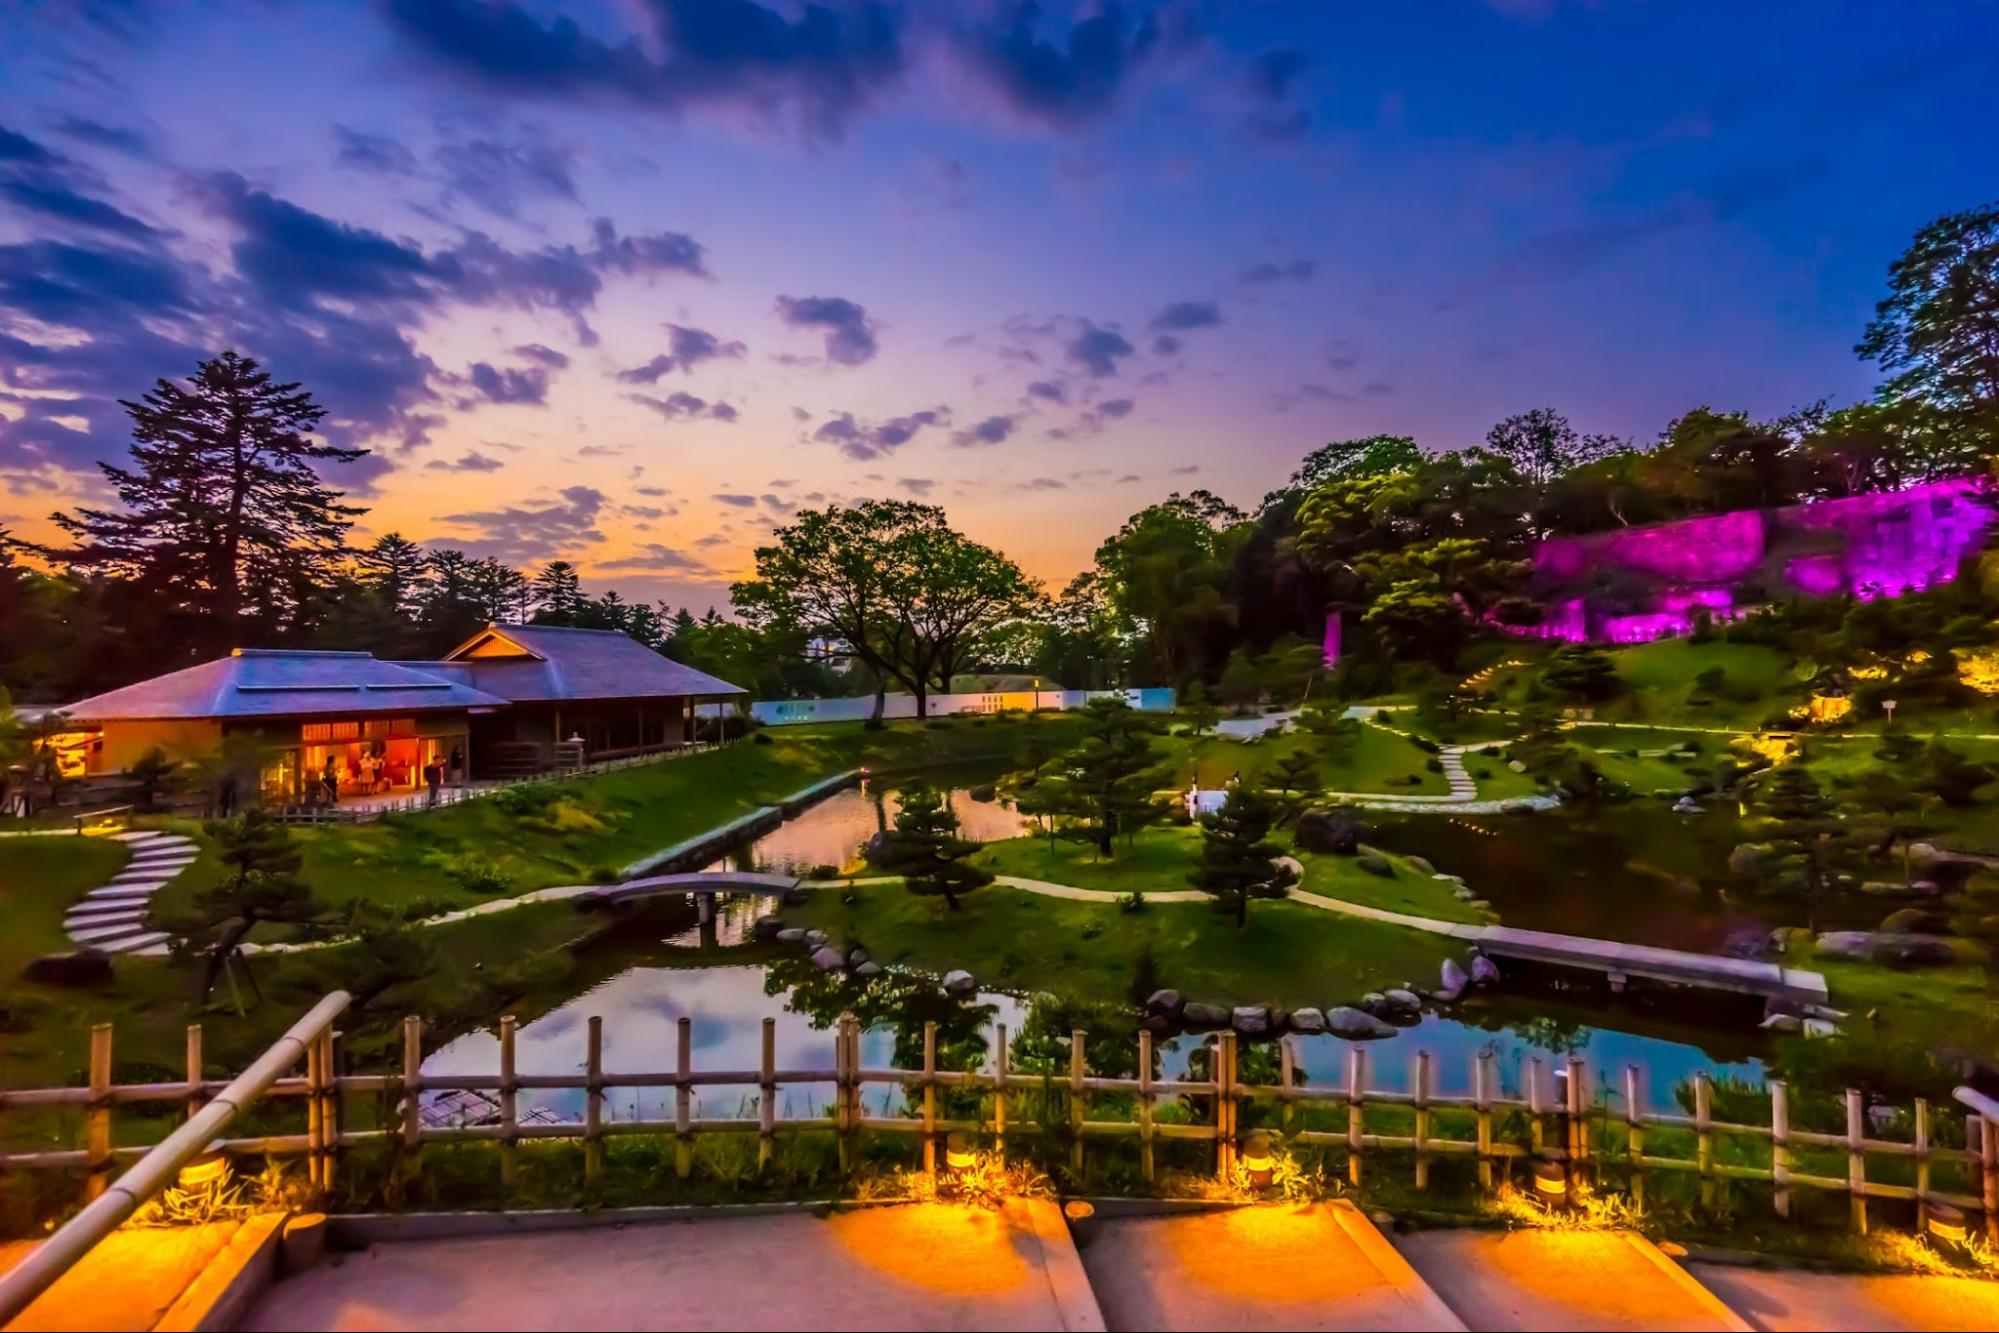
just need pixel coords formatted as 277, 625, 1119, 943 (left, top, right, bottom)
429, 624, 745, 777
51, 625, 747, 801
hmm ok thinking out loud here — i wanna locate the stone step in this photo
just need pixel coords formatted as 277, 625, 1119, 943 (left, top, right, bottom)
86, 883, 165, 899
98, 931, 171, 954
66, 905, 148, 925
125, 850, 194, 866
112, 831, 166, 842
68, 922, 155, 945
113, 861, 191, 878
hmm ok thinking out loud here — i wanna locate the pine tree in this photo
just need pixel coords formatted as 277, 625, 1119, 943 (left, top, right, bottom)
50, 351, 363, 654
532, 561, 584, 624
876, 784, 993, 909
172, 811, 326, 1008
1747, 764, 1848, 933
1051, 698, 1167, 856
1190, 787, 1298, 927
360, 534, 430, 618
1269, 747, 1324, 800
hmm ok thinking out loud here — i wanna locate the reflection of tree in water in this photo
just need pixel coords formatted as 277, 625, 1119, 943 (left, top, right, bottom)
1451, 1006, 1593, 1058
1178, 1036, 1300, 1122
1010, 995, 1148, 1079
766, 953, 998, 1075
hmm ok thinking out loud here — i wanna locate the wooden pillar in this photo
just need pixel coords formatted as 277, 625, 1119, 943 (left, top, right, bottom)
1137, 1029, 1154, 1184
585, 1016, 604, 1182
1846, 1088, 1868, 1234
993, 1024, 1009, 1162
1769, 1078, 1790, 1219
759, 1018, 776, 1173
1069, 1029, 1087, 1177
922, 1022, 938, 1180
1474, 1051, 1494, 1191
185, 1024, 205, 1122
675, 1016, 693, 1181
401, 1016, 423, 1149
1626, 1064, 1647, 1214
1695, 1072, 1715, 1209
498, 1015, 518, 1188
1346, 1045, 1366, 1186
1413, 1050, 1432, 1190
85, 1023, 113, 1202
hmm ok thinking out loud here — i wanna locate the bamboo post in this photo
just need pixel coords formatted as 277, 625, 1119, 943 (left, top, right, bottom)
759, 1017, 777, 1173
1914, 1097, 1931, 1235
498, 1015, 518, 1188
1346, 1044, 1365, 1186
835, 1013, 855, 1175
1846, 1089, 1867, 1234
1982, 1116, 1999, 1245
1527, 1056, 1545, 1155
1695, 1071, 1715, 1209
1137, 1028, 1154, 1184
85, 1024, 112, 1202
401, 1016, 423, 1149
993, 1023, 1008, 1161
305, 1030, 324, 1193
1413, 1050, 1432, 1190
326, 1029, 345, 1195
1280, 1037, 1296, 1141
584, 1016, 603, 1182
922, 1022, 938, 1179
1069, 1029, 1087, 1177
184, 1025, 204, 1122
1770, 1077, 1790, 1219
1474, 1050, 1494, 1191
675, 1016, 693, 1181
1567, 1056, 1588, 1183
1625, 1064, 1646, 1213
1215, 1033, 1236, 1180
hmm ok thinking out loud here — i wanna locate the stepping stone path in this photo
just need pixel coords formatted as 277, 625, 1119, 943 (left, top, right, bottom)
62, 830, 196, 958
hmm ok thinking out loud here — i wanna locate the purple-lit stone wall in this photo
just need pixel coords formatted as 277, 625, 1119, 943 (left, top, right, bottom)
1507, 478, 1992, 645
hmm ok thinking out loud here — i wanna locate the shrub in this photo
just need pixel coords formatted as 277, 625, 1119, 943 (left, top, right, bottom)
491, 782, 560, 817
1116, 890, 1147, 914
1424, 758, 1444, 773
449, 856, 515, 896
808, 863, 839, 881
588, 864, 619, 884
753, 732, 774, 746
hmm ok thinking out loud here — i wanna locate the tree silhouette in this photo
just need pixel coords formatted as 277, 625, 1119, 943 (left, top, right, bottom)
1190, 787, 1297, 927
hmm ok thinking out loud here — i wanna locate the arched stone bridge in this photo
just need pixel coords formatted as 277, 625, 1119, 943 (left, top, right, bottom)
578, 871, 806, 909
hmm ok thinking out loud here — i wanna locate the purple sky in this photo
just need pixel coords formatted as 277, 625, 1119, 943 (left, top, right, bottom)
2, 1, 1996, 609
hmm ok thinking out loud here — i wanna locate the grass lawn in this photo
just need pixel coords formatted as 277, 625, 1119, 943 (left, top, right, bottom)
0, 834, 129, 975
1154, 723, 1449, 796
786, 883, 1455, 1009
1291, 850, 1487, 923
150, 715, 1080, 926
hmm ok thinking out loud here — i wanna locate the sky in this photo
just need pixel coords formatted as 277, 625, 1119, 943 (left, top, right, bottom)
2, 1, 1997, 612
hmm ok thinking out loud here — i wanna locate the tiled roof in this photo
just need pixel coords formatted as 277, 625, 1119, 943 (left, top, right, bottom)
444, 624, 747, 701
60, 650, 513, 722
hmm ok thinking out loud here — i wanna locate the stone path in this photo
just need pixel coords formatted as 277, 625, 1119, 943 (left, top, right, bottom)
61, 829, 196, 957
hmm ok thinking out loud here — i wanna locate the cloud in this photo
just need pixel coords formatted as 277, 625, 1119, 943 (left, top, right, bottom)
1150, 299, 1220, 332
812, 407, 946, 460
380, 0, 907, 143
951, 2, 1172, 129
1240, 258, 1315, 285
464, 359, 553, 406
624, 390, 738, 422
434, 133, 579, 216
596, 543, 711, 573
713, 492, 758, 507
897, 477, 935, 495
615, 322, 746, 382
1065, 322, 1134, 377
1098, 397, 1134, 419
1026, 378, 1067, 404
513, 342, 570, 368
435, 484, 607, 561
775, 294, 878, 366
1242, 46, 1312, 143
1151, 334, 1181, 356
952, 414, 1016, 447
48, 116, 153, 157
334, 125, 420, 176
425, 449, 507, 472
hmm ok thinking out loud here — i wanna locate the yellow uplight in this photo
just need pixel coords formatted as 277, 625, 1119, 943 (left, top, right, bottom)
1958, 649, 1999, 697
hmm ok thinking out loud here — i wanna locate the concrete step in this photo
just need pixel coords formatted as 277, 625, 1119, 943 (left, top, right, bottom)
1076, 1202, 1464, 1331
98, 931, 171, 954
1687, 1259, 1999, 1330
1393, 1228, 1749, 1331
68, 922, 156, 946
83, 883, 165, 900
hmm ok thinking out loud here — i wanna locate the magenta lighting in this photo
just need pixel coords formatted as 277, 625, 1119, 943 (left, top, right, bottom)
1506, 478, 1993, 645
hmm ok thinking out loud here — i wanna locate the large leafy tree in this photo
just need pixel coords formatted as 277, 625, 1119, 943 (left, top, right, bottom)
1092, 490, 1247, 683
1260, 434, 1423, 515
1483, 408, 1624, 487
875, 784, 993, 910
1190, 787, 1298, 927
1858, 201, 1999, 417
48, 351, 365, 657
735, 500, 1036, 717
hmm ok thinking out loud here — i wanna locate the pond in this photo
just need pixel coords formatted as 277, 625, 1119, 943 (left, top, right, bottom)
425, 770, 1768, 1123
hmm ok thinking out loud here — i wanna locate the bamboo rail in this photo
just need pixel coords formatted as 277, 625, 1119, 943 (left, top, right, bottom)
4, 994, 1996, 1292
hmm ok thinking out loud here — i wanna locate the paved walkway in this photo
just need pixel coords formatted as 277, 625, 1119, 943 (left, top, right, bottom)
240, 1202, 1104, 1332
59, 829, 195, 957
1396, 1229, 1751, 1332
1079, 1202, 1465, 1331
1687, 1261, 1999, 1331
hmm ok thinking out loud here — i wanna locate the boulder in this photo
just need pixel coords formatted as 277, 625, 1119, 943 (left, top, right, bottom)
804, 929, 829, 948
1859, 881, 1917, 897
968, 783, 998, 802
854, 961, 883, 977
776, 927, 806, 943
1507, 759, 1528, 773
1359, 991, 1388, 1015
1357, 851, 1396, 878
862, 831, 893, 865
1181, 1001, 1231, 1029
1232, 1006, 1272, 1037
1760, 1012, 1803, 1033
1879, 907, 1945, 935
1763, 927, 1811, 957
847, 947, 870, 968
20, 951, 112, 988
751, 916, 784, 940
1814, 931, 1961, 967
1288, 1006, 1327, 1035
1908, 842, 1942, 866
1728, 842, 1775, 876
1912, 879, 1943, 896
1454, 887, 1477, 902
1379, 988, 1423, 1017
1145, 988, 1185, 1019
1406, 855, 1436, 876
1469, 954, 1501, 986
1436, 958, 1470, 1001
810, 946, 845, 971
942, 969, 976, 994
1325, 1006, 1398, 1040
1467, 899, 1491, 911
1294, 807, 1363, 855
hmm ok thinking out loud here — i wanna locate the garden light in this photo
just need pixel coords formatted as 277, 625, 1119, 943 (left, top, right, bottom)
176, 1152, 231, 1192
944, 1131, 977, 1172
1927, 1203, 1968, 1247
1531, 1157, 1568, 1206
1063, 1200, 1095, 1222
1239, 1131, 1276, 1189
